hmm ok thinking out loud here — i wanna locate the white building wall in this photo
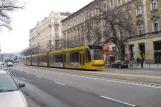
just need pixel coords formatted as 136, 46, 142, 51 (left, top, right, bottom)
30, 11, 70, 52
29, 26, 38, 48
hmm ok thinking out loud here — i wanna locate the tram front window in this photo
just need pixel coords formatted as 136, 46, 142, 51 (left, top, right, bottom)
91, 49, 103, 60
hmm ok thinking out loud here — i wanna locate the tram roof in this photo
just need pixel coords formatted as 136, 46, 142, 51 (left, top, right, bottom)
64, 45, 90, 52
39, 53, 47, 56
50, 50, 63, 54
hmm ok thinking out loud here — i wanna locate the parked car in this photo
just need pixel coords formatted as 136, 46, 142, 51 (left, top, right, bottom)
0, 62, 6, 70
111, 60, 128, 68
7, 62, 13, 66
0, 62, 4, 65
0, 70, 27, 107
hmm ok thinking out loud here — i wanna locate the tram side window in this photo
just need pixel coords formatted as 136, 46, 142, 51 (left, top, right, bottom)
48, 55, 51, 63
32, 56, 36, 63
70, 52, 79, 62
28, 57, 31, 62
41, 55, 47, 62
54, 54, 63, 63
86, 51, 91, 62
64, 54, 66, 62
27, 57, 31, 62
52, 55, 55, 62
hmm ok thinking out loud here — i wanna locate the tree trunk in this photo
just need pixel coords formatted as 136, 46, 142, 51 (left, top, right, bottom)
117, 46, 122, 60
116, 44, 124, 61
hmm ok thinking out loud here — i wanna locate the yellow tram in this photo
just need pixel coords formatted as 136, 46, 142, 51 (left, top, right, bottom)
25, 45, 105, 70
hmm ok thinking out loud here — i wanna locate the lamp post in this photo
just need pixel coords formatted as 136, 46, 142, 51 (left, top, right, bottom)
49, 23, 52, 52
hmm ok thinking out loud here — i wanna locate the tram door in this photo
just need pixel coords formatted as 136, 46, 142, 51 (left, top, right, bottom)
66, 53, 70, 68
79, 52, 85, 69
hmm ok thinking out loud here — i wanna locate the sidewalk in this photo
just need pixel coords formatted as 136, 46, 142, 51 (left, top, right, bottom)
130, 63, 161, 69
105, 64, 161, 76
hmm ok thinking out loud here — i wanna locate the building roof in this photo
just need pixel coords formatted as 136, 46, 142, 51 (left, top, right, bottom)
61, 0, 105, 23
61, 0, 95, 23
60, 12, 71, 16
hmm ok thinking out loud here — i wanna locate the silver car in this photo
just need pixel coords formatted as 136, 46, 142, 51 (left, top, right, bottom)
0, 70, 27, 107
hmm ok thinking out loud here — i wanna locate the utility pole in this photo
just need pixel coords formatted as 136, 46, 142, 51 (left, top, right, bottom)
2, 54, 3, 62
0, 43, 1, 52
49, 20, 52, 52
38, 44, 40, 66
30, 48, 32, 66
48, 40, 52, 52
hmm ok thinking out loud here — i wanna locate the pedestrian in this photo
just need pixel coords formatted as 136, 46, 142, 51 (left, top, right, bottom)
137, 57, 140, 66
140, 58, 144, 68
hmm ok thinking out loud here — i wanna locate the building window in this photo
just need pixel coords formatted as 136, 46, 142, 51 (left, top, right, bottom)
55, 28, 58, 31
110, 0, 114, 9
136, 5, 142, 16
78, 27, 80, 36
137, 24, 143, 35
151, 0, 157, 10
128, 31, 132, 37
127, 9, 131, 18
103, 2, 107, 11
119, 30, 124, 38
126, 0, 131, 3
118, 0, 122, 6
153, 20, 159, 32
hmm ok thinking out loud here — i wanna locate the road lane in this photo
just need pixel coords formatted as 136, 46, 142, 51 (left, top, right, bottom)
11, 70, 133, 107
13, 64, 161, 85
9, 66, 161, 107
14, 76, 70, 107
23, 93, 43, 107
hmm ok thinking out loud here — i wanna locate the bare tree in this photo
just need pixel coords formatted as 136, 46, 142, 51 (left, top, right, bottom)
22, 46, 46, 56
22, 48, 32, 56
85, 11, 102, 46
0, 0, 24, 30
85, 2, 134, 60
64, 38, 72, 48
55, 38, 66, 50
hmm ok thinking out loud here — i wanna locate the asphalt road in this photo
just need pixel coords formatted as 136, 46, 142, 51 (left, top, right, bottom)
11, 71, 131, 107
8, 65, 161, 107
23, 92, 43, 107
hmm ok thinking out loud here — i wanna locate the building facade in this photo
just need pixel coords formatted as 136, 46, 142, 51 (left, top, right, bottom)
29, 11, 70, 52
29, 26, 38, 48
61, 0, 107, 48
106, 0, 161, 63
62, 0, 161, 64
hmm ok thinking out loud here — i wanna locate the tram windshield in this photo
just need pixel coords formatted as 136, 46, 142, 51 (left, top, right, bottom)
88, 45, 104, 60
91, 49, 103, 60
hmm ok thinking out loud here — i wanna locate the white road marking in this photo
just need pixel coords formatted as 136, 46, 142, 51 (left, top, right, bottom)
100, 96, 136, 107
26, 73, 30, 75
36, 76, 42, 78
51, 72, 161, 89
15, 77, 37, 82
13, 67, 161, 88
55, 82, 66, 86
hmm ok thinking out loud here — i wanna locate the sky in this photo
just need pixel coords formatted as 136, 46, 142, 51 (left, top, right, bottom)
0, 0, 93, 53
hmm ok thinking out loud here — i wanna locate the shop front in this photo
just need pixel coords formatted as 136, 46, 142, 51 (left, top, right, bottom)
154, 41, 161, 64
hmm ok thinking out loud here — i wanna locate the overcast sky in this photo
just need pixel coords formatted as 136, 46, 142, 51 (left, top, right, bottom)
0, 0, 93, 53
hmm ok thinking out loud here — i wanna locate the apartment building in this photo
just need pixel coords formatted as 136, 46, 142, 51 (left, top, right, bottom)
61, 0, 107, 48
106, 0, 161, 63
29, 11, 70, 52
29, 26, 38, 48
62, 0, 161, 63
